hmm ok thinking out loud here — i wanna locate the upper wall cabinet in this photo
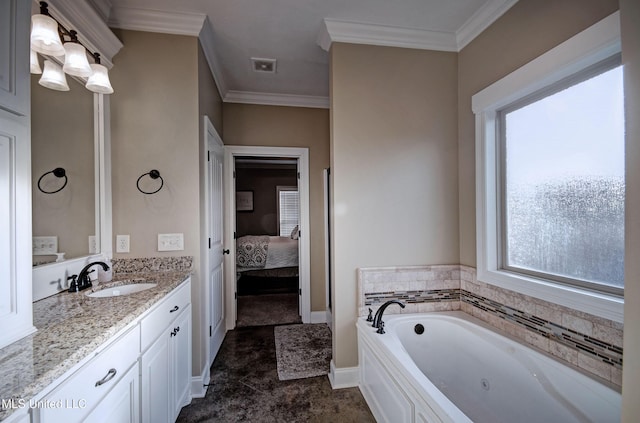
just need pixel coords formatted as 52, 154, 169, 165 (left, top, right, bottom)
0, 0, 35, 350
0, 0, 29, 116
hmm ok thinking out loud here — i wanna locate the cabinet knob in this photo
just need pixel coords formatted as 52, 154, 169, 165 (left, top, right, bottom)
95, 368, 117, 387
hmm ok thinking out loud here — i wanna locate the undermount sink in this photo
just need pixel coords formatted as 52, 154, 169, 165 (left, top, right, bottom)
87, 283, 157, 298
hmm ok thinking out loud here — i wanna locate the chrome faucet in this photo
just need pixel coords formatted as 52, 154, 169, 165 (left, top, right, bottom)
69, 261, 110, 292
372, 300, 405, 334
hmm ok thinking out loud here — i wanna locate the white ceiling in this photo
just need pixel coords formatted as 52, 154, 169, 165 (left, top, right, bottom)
100, 0, 518, 108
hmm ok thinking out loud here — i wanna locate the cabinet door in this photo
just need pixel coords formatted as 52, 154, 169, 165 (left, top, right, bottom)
171, 306, 192, 421
84, 364, 140, 423
0, 113, 34, 350
140, 330, 171, 423
0, 0, 29, 116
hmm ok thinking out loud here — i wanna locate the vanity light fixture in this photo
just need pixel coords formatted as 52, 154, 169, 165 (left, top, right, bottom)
62, 31, 92, 77
30, 48, 42, 74
85, 54, 114, 94
30, 1, 114, 94
39, 59, 69, 91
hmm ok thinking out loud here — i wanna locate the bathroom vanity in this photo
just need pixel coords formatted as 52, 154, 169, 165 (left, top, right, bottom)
0, 272, 192, 423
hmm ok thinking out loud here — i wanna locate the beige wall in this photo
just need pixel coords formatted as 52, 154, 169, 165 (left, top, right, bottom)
330, 43, 459, 367
222, 103, 330, 312
621, 0, 640, 419
31, 75, 94, 261
457, 0, 619, 266
197, 42, 223, 135
110, 29, 221, 377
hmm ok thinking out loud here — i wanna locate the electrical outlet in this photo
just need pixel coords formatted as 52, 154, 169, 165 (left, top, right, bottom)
88, 235, 97, 254
116, 235, 130, 253
158, 233, 184, 251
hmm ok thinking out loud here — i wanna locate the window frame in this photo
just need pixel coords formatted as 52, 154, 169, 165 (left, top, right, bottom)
497, 55, 624, 296
472, 12, 623, 322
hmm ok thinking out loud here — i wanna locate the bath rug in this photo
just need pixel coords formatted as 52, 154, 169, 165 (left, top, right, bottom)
274, 323, 332, 380
237, 293, 301, 327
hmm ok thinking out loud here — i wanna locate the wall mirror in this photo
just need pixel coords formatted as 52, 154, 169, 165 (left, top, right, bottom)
29, 0, 122, 301
31, 74, 96, 266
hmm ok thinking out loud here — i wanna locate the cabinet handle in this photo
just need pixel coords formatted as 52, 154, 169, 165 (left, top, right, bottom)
169, 305, 179, 313
95, 368, 117, 387
174, 326, 180, 333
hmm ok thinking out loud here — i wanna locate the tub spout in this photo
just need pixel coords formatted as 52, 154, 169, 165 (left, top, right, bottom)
372, 300, 405, 334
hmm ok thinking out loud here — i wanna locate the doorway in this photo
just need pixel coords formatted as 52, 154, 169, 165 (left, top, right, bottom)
223, 146, 311, 329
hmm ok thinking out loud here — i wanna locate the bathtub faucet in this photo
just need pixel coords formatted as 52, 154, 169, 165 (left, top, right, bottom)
372, 300, 405, 334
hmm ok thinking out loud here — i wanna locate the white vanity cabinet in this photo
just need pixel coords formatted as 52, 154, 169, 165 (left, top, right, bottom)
140, 279, 192, 423
0, 0, 35, 351
38, 325, 141, 423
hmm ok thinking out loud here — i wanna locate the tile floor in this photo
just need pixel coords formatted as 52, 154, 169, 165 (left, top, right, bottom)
177, 325, 375, 423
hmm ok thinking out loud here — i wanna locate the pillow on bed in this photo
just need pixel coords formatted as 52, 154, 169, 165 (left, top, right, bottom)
291, 225, 299, 240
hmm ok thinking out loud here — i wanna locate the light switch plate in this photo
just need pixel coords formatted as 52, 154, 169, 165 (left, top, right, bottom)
158, 233, 184, 251
88, 235, 97, 254
116, 235, 130, 253
33, 236, 58, 255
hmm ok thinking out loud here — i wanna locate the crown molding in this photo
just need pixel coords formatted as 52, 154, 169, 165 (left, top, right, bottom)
318, 0, 520, 53
456, 0, 519, 50
224, 91, 329, 109
318, 19, 458, 52
108, 6, 206, 36
86, 0, 112, 22
48, 0, 123, 68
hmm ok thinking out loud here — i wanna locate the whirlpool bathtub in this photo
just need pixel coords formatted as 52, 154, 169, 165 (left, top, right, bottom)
357, 312, 620, 423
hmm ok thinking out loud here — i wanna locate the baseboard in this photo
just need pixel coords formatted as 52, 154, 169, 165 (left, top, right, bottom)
328, 360, 359, 389
190, 362, 211, 399
310, 311, 327, 324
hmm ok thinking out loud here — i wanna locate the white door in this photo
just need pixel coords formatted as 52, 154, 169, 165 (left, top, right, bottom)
204, 117, 225, 364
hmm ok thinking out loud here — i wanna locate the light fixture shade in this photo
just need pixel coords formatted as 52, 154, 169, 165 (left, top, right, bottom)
39, 59, 69, 91
63, 42, 92, 77
31, 14, 65, 57
85, 63, 114, 94
30, 49, 42, 74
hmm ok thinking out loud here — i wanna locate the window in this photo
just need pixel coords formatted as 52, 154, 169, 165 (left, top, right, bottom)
500, 60, 624, 295
277, 186, 299, 237
472, 12, 624, 322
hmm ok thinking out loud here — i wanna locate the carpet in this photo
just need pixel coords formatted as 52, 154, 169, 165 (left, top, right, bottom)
274, 323, 332, 381
236, 293, 301, 327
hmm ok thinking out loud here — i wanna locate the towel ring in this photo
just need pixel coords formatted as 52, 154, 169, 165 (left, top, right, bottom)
136, 169, 164, 194
37, 167, 68, 194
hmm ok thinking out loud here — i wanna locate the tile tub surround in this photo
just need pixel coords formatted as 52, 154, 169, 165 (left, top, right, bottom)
0, 269, 191, 421
358, 265, 623, 387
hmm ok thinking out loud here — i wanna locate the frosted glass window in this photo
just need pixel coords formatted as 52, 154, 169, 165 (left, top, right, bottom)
501, 65, 624, 292
277, 186, 299, 237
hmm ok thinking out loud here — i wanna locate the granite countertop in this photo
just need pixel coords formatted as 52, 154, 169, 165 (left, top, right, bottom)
0, 270, 191, 421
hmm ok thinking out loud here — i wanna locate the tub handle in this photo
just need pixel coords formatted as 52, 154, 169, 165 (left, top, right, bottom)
376, 321, 386, 334
366, 308, 373, 322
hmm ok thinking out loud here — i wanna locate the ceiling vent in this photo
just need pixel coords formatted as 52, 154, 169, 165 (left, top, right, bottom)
251, 57, 276, 73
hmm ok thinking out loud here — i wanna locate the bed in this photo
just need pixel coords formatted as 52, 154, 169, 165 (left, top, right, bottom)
236, 235, 299, 294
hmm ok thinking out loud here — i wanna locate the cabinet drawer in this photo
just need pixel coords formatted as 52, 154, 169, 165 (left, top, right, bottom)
39, 325, 140, 423
141, 279, 190, 350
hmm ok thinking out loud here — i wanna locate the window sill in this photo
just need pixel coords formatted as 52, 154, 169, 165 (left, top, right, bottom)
478, 267, 624, 323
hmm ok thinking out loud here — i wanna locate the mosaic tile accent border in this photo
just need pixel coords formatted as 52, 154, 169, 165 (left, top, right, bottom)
358, 264, 624, 387
461, 290, 622, 368
365, 289, 460, 306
